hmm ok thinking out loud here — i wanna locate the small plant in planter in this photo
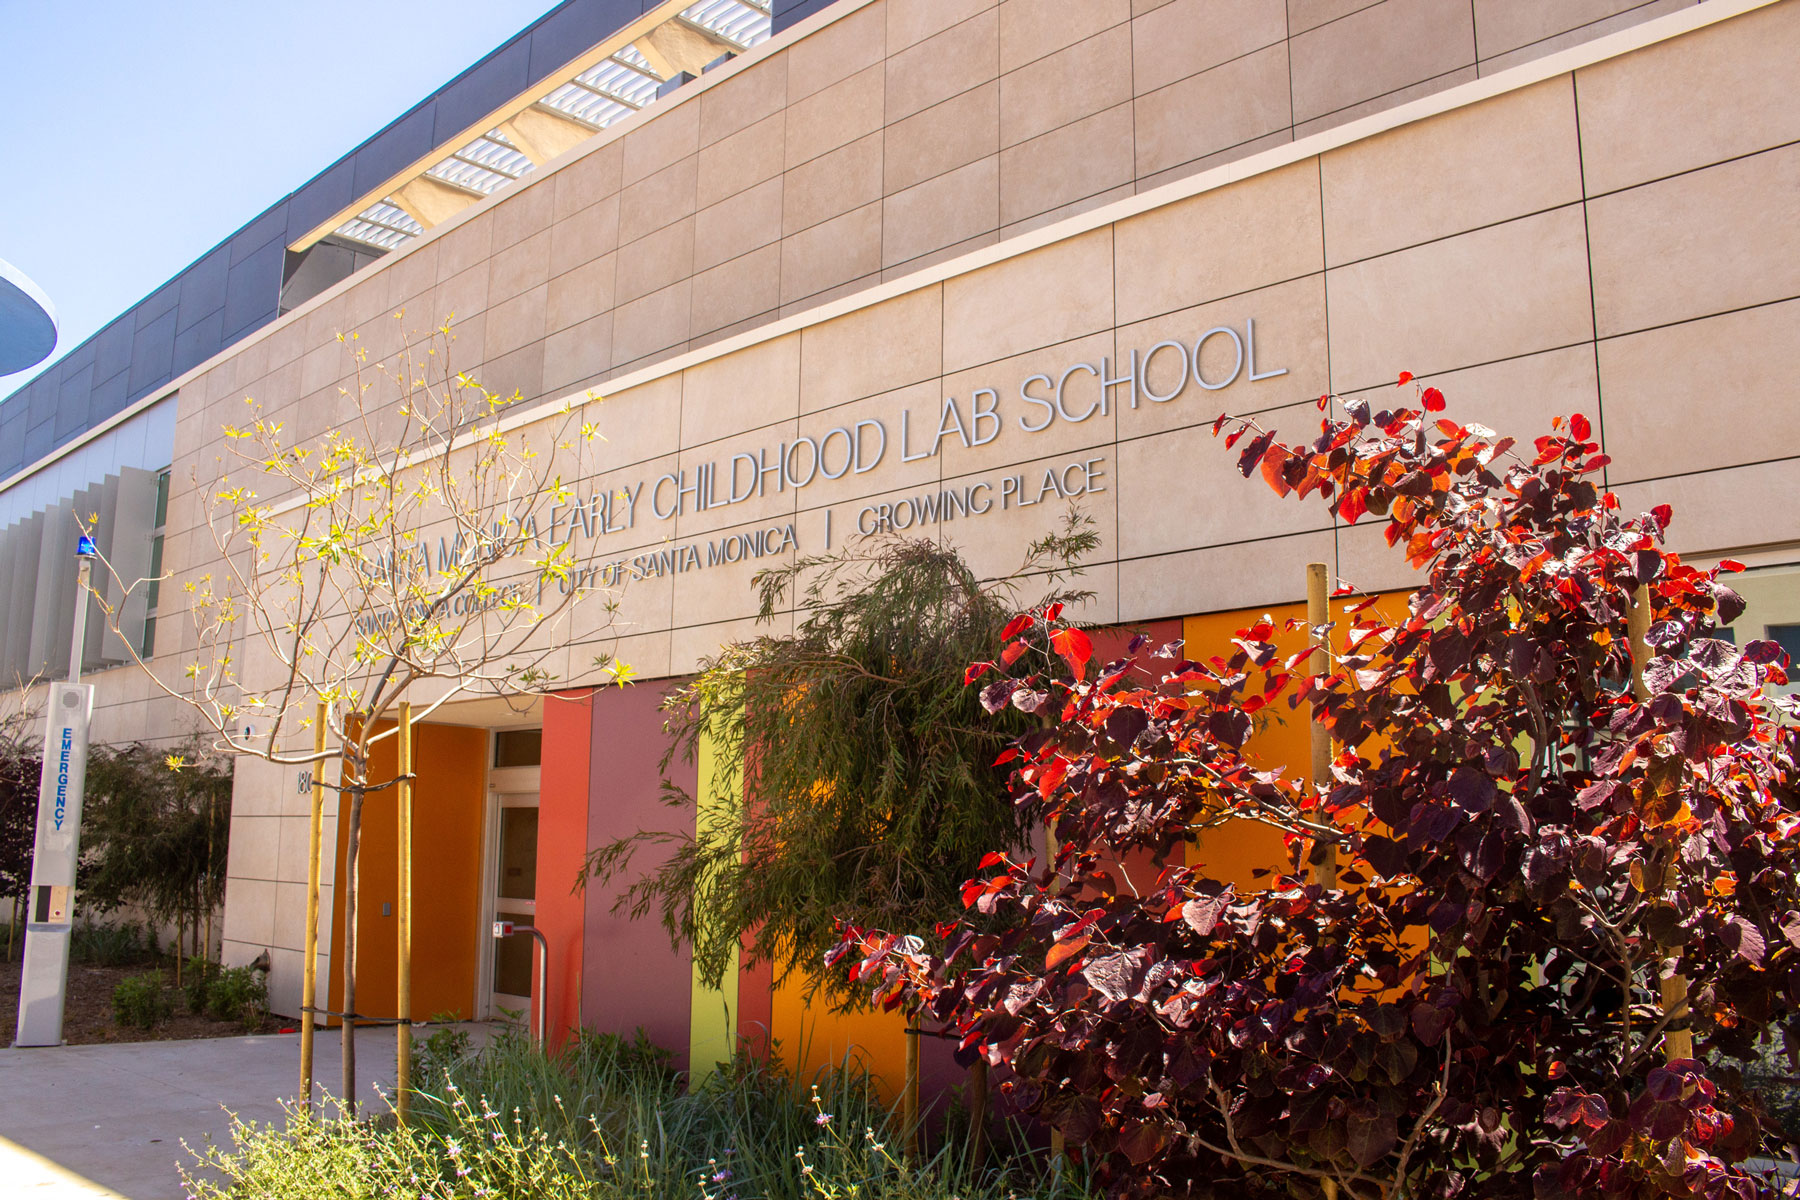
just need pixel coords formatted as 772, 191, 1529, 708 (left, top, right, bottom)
112, 971, 173, 1029
836, 387, 1800, 1199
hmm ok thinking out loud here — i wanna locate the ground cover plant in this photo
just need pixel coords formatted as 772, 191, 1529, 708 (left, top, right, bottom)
836, 385, 1800, 1198
183, 1028, 1094, 1200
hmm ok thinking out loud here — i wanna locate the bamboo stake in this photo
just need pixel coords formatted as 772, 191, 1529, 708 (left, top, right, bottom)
1307, 563, 1338, 888
299, 702, 326, 1112
396, 703, 414, 1124
1627, 583, 1693, 1062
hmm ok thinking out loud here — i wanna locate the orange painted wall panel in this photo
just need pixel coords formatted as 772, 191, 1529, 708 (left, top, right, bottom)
539, 690, 594, 1048
328, 722, 488, 1023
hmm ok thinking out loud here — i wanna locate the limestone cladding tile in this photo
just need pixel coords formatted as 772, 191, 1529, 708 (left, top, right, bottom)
490, 177, 555, 254
884, 80, 999, 194
783, 132, 884, 237
1613, 459, 1800, 558
1287, 0, 1382, 35
1117, 397, 1330, 560
265, 319, 306, 370
1121, 527, 1338, 623
939, 448, 1118, 584
784, 63, 884, 171
1115, 160, 1323, 326
579, 374, 677, 475
690, 242, 782, 338
1477, 0, 1687, 75
622, 98, 700, 186
804, 477, 943, 565
543, 312, 614, 394
480, 342, 545, 405
935, 330, 1119, 479
611, 279, 692, 368
1473, 0, 1660, 59
1334, 518, 1431, 596
1002, 182, 1136, 241
614, 217, 696, 306
274, 814, 313, 887
1000, 24, 1132, 149
1586, 144, 1800, 339
486, 283, 548, 360
882, 156, 1000, 269
1133, 0, 1177, 13
299, 341, 341, 397
944, 226, 1113, 373
382, 247, 439, 320
1133, 42, 1293, 179
272, 881, 309, 954
999, 0, 1129, 72
794, 379, 944, 508
669, 498, 800, 621
610, 628, 675, 679
697, 176, 783, 272
779, 201, 883, 306
229, 813, 280, 882
680, 331, 801, 446
698, 112, 786, 209
700, 54, 788, 149
490, 228, 553, 305
1132, 0, 1288, 95
444, 312, 486, 377
1337, 345, 1601, 466
1320, 76, 1582, 266
1000, 103, 1135, 228
798, 284, 941, 412
785, 0, 887, 103
1326, 205, 1592, 391
779, 270, 884, 318
671, 612, 795, 674
888, 0, 994, 53
548, 254, 617, 335
884, 9, 999, 125
433, 211, 493, 284
1599, 299, 1800, 484
1292, 64, 1479, 142
1289, 0, 1476, 125
1114, 274, 1329, 442
221, 877, 277, 947
550, 194, 621, 272
1577, 1, 1800, 196
619, 156, 699, 245
553, 140, 624, 223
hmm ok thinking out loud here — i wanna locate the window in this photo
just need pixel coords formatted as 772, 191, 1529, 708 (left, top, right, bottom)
494, 728, 542, 767
141, 469, 170, 658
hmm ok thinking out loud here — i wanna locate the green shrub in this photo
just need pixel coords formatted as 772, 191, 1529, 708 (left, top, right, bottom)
185, 1032, 1093, 1200
111, 971, 172, 1028
71, 920, 147, 966
412, 1017, 472, 1083
183, 955, 222, 1013
203, 965, 267, 1031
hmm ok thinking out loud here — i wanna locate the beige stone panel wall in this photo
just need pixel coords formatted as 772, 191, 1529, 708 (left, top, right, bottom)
1319, 77, 1582, 266
1324, 205, 1594, 392
798, 285, 941, 413
679, 333, 801, 446
942, 228, 1114, 373
671, 423, 802, 539
1290, 0, 1475, 125
1611, 459, 1800, 558
1598, 300, 1800, 485
1133, 41, 1293, 182
1575, 0, 1800, 194
935, 331, 1119, 477
1119, 528, 1336, 624
1586, 144, 1800, 339
671, 609, 795, 676
794, 382, 944, 508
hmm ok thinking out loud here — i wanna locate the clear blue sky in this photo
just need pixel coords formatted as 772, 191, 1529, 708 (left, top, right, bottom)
0, 0, 564, 396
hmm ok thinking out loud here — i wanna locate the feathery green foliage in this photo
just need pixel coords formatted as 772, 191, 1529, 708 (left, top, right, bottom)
585, 514, 1097, 998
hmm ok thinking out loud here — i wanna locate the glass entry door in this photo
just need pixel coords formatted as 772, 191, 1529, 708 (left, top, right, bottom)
487, 792, 539, 1017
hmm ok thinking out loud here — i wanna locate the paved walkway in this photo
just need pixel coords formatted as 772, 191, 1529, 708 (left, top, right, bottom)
0, 1028, 411, 1200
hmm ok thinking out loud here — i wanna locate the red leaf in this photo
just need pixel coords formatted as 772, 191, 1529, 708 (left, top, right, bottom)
1001, 640, 1029, 666
979, 850, 1007, 869
1569, 412, 1591, 442
1046, 936, 1088, 971
963, 662, 991, 685
1652, 504, 1673, 529
1001, 613, 1034, 640
1718, 559, 1746, 573
1045, 602, 1064, 621
1421, 386, 1445, 412
1051, 627, 1094, 680
1338, 487, 1368, 525
1396, 371, 1414, 387
1260, 444, 1292, 497
992, 747, 1019, 766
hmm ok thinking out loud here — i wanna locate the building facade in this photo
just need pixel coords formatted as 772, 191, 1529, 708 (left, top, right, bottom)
5, 0, 1798, 1085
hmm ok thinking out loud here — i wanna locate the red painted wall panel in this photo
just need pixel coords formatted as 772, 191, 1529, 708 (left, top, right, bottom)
538, 689, 594, 1049
583, 683, 697, 1069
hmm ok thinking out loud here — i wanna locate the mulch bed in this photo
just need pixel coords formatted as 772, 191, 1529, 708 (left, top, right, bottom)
0, 956, 287, 1046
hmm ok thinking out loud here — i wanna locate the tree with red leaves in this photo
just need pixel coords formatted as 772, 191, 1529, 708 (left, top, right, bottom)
831, 385, 1800, 1199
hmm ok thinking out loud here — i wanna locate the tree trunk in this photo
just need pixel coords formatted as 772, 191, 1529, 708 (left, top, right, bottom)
341, 775, 365, 1118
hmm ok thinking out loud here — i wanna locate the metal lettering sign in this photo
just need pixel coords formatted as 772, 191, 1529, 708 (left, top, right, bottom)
15, 682, 94, 1046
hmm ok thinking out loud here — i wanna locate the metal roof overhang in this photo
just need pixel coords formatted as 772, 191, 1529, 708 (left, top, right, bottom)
292, 0, 770, 255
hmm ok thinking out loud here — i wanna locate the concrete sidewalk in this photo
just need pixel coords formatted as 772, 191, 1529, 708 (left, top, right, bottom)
0, 1028, 409, 1200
